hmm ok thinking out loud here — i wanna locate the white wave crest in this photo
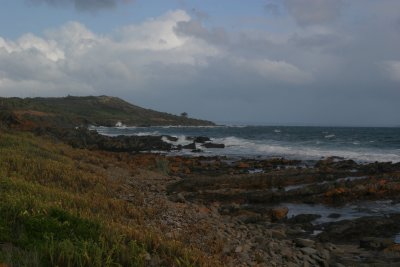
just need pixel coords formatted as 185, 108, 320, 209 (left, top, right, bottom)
214, 136, 400, 163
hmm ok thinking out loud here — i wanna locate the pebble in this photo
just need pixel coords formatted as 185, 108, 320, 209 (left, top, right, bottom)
300, 247, 317, 255
235, 245, 243, 253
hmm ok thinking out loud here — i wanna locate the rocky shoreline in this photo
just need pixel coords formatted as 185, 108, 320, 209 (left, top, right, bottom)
157, 153, 400, 266
25, 127, 400, 265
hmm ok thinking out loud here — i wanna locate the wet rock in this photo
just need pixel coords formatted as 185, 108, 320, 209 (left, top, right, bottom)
194, 136, 211, 143
287, 214, 321, 224
359, 237, 394, 250
202, 143, 225, 148
182, 142, 196, 150
328, 213, 341, 219
164, 135, 178, 142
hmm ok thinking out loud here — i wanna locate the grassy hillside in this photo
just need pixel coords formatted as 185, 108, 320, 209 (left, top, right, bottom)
0, 130, 218, 266
0, 95, 214, 128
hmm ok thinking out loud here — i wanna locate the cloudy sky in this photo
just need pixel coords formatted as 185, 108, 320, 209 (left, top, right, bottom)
0, 0, 399, 126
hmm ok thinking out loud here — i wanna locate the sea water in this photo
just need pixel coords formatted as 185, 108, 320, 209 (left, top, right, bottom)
92, 125, 400, 163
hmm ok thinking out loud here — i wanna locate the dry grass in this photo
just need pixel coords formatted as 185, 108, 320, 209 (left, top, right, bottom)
0, 130, 220, 266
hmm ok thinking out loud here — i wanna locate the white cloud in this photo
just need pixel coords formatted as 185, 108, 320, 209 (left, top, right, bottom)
0, 9, 315, 98
115, 10, 191, 51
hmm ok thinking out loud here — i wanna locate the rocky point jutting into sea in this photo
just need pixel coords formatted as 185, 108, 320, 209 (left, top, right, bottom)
1, 96, 400, 266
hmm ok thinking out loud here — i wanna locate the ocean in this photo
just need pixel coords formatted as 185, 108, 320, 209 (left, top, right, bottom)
92, 125, 400, 163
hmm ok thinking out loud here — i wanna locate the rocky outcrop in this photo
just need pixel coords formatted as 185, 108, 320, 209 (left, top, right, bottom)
40, 127, 172, 152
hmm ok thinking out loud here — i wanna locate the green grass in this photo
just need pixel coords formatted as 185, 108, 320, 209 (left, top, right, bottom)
0, 95, 214, 127
0, 131, 216, 266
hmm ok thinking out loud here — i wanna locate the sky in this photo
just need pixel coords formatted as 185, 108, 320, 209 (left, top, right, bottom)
0, 0, 399, 126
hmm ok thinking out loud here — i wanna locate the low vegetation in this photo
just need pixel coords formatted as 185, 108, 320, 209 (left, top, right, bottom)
0, 96, 214, 128
0, 130, 215, 266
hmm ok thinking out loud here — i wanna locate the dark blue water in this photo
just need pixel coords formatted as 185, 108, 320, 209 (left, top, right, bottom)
92, 125, 400, 162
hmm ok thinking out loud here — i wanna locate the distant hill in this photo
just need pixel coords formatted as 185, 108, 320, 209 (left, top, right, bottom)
0, 95, 214, 128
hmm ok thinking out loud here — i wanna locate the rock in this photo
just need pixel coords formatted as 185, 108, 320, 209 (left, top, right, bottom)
169, 193, 186, 203
319, 216, 400, 243
237, 162, 251, 168
327, 213, 341, 219
287, 214, 321, 224
202, 143, 225, 148
271, 207, 289, 221
164, 135, 178, 142
271, 229, 286, 239
384, 244, 400, 254
182, 142, 196, 150
235, 245, 243, 253
318, 249, 330, 261
194, 136, 211, 143
294, 238, 315, 248
300, 247, 317, 255
359, 237, 394, 250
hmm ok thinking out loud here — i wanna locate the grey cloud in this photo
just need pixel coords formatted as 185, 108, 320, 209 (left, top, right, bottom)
174, 20, 228, 45
26, 0, 133, 11
283, 0, 343, 26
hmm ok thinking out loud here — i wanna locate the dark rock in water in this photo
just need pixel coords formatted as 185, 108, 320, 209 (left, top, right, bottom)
194, 136, 211, 143
359, 237, 394, 250
164, 135, 178, 142
287, 214, 322, 224
191, 149, 203, 153
202, 143, 225, 148
328, 213, 341, 219
182, 142, 196, 150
